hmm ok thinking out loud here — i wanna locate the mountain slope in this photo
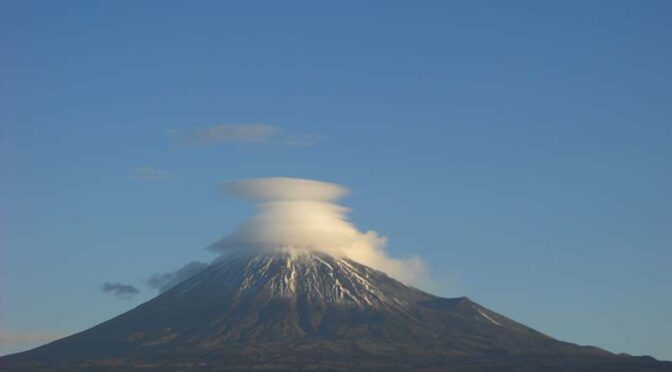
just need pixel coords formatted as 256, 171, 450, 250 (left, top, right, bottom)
1, 250, 669, 371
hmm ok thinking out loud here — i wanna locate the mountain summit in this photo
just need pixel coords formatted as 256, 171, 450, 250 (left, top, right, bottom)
1, 249, 669, 371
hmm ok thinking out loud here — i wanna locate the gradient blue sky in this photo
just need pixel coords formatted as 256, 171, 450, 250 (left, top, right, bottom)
1, 0, 671, 360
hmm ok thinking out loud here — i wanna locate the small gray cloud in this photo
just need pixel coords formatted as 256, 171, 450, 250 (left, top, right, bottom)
181, 124, 319, 147
147, 261, 209, 293
101, 282, 140, 299
133, 166, 175, 181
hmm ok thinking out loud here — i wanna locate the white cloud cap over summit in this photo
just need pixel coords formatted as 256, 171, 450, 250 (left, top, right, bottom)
210, 177, 426, 285
223, 177, 348, 201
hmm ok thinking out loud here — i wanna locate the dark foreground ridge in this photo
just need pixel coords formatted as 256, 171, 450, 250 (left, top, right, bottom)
1, 251, 669, 371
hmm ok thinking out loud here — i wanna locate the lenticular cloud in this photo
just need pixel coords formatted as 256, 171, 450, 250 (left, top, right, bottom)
209, 177, 426, 285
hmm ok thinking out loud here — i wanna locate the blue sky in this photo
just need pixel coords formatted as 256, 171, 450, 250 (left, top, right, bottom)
1, 0, 671, 360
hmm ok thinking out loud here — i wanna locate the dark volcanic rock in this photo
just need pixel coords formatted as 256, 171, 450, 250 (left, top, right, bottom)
1, 250, 670, 371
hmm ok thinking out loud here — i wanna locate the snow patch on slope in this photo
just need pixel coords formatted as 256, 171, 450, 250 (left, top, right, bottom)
475, 306, 502, 326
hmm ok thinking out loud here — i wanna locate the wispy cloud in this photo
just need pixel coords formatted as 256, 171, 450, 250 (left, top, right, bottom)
133, 166, 175, 181
100, 282, 140, 299
0, 330, 71, 355
180, 124, 320, 147
186, 124, 279, 145
147, 261, 208, 293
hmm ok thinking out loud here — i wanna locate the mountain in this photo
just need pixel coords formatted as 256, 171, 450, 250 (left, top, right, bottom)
1, 250, 669, 371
